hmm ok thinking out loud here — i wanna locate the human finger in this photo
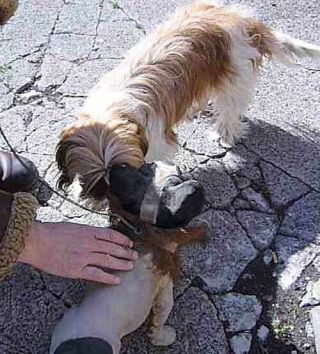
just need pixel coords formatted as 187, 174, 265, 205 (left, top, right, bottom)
94, 228, 133, 248
87, 253, 134, 271
91, 240, 138, 260
81, 266, 121, 285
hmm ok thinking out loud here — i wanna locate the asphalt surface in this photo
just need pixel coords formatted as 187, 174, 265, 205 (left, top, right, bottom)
0, 0, 319, 353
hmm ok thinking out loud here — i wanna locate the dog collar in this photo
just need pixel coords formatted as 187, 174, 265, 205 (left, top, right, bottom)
110, 212, 143, 239
139, 183, 159, 224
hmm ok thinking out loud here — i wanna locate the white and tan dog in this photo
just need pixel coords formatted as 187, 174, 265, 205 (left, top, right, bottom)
56, 0, 320, 198
50, 220, 206, 354
51, 162, 206, 354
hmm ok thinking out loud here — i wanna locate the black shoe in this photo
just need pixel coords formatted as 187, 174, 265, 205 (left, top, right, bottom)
0, 151, 39, 193
54, 338, 114, 354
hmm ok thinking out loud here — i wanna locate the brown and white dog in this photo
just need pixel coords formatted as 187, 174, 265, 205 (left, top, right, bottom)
56, 0, 320, 201
50, 160, 206, 353
50, 191, 207, 354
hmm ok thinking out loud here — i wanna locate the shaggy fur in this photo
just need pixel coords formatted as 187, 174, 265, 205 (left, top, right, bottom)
56, 0, 320, 196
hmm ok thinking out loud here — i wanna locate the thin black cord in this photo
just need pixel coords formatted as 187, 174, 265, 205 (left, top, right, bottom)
0, 125, 111, 216
0, 125, 143, 235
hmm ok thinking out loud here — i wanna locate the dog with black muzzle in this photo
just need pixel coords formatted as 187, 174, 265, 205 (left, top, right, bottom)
50, 163, 206, 354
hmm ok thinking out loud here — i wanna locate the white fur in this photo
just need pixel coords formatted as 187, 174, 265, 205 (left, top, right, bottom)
272, 30, 320, 61
82, 37, 178, 163
50, 254, 175, 354
210, 22, 260, 146
144, 117, 178, 162
205, 4, 320, 146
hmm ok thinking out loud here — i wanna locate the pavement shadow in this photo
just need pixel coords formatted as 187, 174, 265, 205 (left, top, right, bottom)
188, 117, 320, 353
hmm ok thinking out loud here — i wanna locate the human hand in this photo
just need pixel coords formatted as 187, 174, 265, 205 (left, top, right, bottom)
18, 222, 138, 285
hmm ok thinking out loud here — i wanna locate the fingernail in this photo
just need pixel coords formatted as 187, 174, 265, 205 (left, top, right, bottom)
128, 262, 134, 269
133, 251, 139, 260
129, 241, 134, 248
114, 277, 121, 285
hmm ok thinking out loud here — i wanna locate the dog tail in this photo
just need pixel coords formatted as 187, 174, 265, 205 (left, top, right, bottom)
270, 31, 320, 63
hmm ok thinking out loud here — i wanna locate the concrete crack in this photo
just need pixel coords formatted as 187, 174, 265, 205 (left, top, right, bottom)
38, 272, 72, 309
87, 0, 105, 59
241, 142, 320, 194
5, 48, 44, 67
296, 63, 320, 72
276, 190, 311, 224
234, 211, 263, 253
188, 277, 233, 350
7, 3, 66, 113
54, 31, 96, 37
15, 75, 40, 94
108, 0, 146, 35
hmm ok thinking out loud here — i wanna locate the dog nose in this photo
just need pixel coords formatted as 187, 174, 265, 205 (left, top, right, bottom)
54, 337, 114, 354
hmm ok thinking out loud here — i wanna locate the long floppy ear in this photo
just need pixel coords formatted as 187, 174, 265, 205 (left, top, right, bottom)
55, 134, 74, 191
55, 117, 147, 199
55, 122, 109, 197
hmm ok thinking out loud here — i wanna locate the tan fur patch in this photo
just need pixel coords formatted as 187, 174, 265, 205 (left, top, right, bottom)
136, 225, 207, 282
125, 2, 235, 143
246, 20, 276, 65
105, 190, 207, 282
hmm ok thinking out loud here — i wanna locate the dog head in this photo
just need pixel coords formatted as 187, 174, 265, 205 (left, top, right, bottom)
56, 116, 148, 196
56, 116, 204, 228
108, 161, 205, 228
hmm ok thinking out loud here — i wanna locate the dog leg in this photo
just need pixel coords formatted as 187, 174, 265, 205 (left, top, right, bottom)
148, 277, 176, 346
210, 64, 257, 147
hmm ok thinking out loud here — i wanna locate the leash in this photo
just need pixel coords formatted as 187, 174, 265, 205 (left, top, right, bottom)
0, 125, 142, 237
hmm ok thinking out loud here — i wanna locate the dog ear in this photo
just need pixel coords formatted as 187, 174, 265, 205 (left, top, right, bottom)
55, 136, 74, 191
55, 122, 111, 198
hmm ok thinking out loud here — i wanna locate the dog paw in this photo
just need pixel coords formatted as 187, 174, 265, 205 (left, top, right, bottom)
218, 119, 249, 147
219, 137, 234, 148
149, 325, 176, 346
207, 129, 220, 142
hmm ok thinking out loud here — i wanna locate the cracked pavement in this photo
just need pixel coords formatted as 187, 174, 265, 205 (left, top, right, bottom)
0, 0, 320, 353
